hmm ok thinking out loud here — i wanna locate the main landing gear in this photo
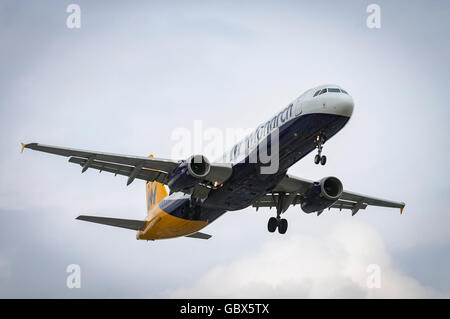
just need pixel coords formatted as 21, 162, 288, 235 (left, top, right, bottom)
267, 192, 297, 234
314, 133, 327, 165
267, 195, 288, 234
268, 216, 288, 234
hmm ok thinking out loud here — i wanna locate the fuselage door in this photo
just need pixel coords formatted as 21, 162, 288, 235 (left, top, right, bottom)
294, 100, 302, 116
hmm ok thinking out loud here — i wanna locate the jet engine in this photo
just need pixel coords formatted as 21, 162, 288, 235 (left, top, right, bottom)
301, 176, 343, 213
167, 155, 211, 191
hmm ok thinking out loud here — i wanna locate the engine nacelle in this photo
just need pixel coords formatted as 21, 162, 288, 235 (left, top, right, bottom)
167, 155, 210, 191
187, 154, 210, 178
301, 176, 343, 213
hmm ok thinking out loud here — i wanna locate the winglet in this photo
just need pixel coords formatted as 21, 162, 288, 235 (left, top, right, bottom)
400, 203, 405, 215
20, 142, 27, 153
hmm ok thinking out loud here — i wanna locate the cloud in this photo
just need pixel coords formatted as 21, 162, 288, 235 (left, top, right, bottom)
165, 220, 447, 298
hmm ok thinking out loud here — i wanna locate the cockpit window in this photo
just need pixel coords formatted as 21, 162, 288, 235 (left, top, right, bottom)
313, 87, 350, 97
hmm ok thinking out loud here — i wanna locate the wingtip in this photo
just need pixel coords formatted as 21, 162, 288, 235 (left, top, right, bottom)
20, 142, 26, 153
400, 203, 406, 215
20, 142, 38, 153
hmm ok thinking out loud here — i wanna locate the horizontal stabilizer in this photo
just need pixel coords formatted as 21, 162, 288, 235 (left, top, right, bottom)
185, 232, 212, 240
76, 215, 147, 231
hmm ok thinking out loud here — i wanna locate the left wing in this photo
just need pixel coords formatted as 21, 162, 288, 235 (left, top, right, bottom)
253, 174, 405, 216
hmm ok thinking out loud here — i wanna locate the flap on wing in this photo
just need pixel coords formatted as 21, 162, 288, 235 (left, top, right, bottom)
185, 232, 212, 240
68, 157, 169, 184
76, 215, 147, 231
340, 190, 405, 210
252, 193, 302, 208
331, 200, 367, 210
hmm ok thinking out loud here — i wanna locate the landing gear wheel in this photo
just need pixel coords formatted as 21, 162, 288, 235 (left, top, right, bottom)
268, 217, 278, 233
314, 133, 327, 165
278, 219, 288, 234
314, 154, 321, 165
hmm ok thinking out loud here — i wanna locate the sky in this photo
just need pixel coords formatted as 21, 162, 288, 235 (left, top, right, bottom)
0, 0, 449, 298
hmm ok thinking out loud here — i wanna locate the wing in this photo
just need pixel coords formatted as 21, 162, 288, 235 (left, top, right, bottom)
21, 143, 231, 189
253, 174, 405, 216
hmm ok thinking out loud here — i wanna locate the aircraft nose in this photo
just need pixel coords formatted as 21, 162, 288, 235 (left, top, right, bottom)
334, 94, 354, 117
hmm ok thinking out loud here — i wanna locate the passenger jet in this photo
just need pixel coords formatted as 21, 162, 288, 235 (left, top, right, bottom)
21, 85, 405, 240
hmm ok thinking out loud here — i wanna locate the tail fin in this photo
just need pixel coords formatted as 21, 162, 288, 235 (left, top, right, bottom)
145, 155, 168, 216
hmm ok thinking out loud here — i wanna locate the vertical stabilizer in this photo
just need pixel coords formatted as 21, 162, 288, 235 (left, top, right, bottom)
145, 155, 168, 217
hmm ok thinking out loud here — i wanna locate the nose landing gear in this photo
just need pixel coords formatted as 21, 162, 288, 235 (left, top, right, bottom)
314, 134, 327, 165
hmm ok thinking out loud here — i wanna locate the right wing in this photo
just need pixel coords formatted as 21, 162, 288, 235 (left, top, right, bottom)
22, 143, 232, 189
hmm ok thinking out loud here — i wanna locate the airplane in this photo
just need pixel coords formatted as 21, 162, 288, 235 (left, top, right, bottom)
21, 84, 405, 240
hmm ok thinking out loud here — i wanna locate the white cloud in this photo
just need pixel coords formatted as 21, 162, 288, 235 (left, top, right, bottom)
165, 220, 446, 298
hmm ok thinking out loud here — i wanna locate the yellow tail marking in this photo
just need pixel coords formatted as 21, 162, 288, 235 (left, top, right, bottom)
145, 154, 168, 218
20, 142, 26, 153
